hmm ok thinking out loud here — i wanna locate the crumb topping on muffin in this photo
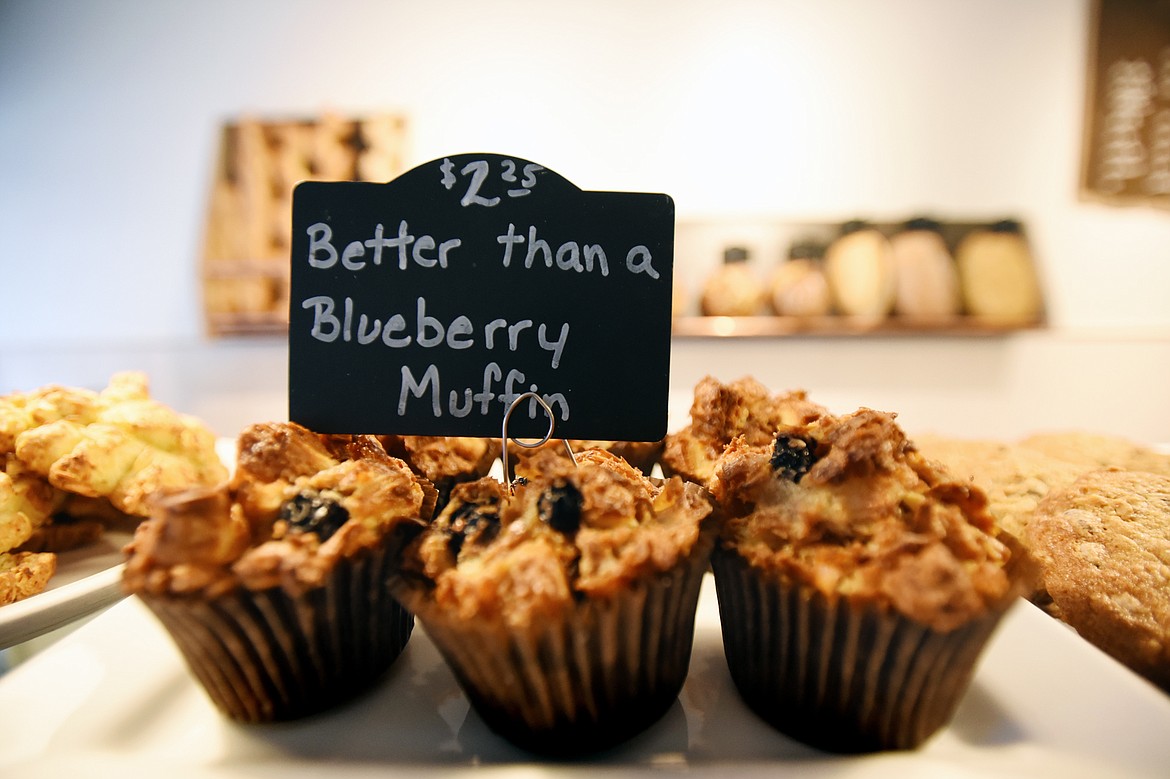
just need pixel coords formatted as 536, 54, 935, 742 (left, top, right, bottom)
713, 408, 1014, 631
399, 448, 714, 627
377, 435, 499, 485
123, 422, 435, 598
506, 438, 665, 475
662, 376, 827, 486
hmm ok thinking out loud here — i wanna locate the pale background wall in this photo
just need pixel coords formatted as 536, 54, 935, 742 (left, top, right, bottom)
1, 0, 1167, 442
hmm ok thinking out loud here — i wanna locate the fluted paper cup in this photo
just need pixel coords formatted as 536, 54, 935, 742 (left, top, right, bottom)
399, 525, 716, 755
711, 544, 1014, 753
140, 541, 413, 723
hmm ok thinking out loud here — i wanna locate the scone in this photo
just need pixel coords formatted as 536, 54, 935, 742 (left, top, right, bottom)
661, 376, 827, 486
391, 448, 717, 755
7, 372, 227, 519
1027, 469, 1170, 692
123, 422, 436, 722
1, 372, 226, 604
711, 408, 1030, 752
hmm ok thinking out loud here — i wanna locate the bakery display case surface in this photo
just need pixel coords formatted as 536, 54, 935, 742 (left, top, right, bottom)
1, 575, 1169, 778
3, 381, 1169, 776
201, 113, 409, 336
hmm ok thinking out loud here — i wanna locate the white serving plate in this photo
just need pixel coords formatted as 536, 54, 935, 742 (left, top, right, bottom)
0, 528, 132, 650
1, 575, 1168, 778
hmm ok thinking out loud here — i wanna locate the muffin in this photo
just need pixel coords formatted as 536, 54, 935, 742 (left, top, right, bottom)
661, 376, 827, 486
391, 447, 717, 755
378, 435, 499, 510
123, 422, 436, 722
709, 408, 1030, 753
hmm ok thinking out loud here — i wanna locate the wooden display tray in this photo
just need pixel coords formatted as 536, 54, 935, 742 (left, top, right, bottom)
200, 113, 409, 336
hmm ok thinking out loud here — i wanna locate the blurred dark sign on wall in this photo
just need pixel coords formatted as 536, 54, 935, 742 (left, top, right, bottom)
1082, 0, 1170, 208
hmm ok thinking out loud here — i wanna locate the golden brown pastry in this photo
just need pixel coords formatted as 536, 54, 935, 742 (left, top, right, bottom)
709, 407, 1028, 752
12, 373, 227, 518
378, 435, 499, 510
912, 433, 1085, 542
661, 375, 827, 486
392, 447, 717, 754
123, 422, 436, 722
1018, 431, 1170, 476
0, 551, 56, 606
1027, 469, 1170, 692
0, 373, 228, 605
505, 437, 664, 476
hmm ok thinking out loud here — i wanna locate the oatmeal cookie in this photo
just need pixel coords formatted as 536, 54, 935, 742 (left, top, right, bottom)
1027, 469, 1170, 692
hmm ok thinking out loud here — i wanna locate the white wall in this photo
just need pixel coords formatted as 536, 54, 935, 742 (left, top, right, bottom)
1, 0, 1168, 441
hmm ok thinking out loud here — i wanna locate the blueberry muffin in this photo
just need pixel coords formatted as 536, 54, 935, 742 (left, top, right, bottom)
391, 447, 717, 754
123, 422, 436, 722
710, 407, 1031, 752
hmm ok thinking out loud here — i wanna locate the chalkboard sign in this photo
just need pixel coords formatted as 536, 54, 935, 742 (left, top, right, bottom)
288, 154, 675, 441
1081, 0, 1170, 207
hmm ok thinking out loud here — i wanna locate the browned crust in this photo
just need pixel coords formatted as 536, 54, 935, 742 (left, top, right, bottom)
0, 551, 57, 605
396, 447, 716, 627
661, 376, 827, 486
714, 408, 1018, 632
123, 422, 435, 598
1027, 469, 1170, 691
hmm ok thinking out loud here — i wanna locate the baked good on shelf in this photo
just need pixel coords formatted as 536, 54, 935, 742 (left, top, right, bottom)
769, 242, 832, 318
889, 218, 961, 318
123, 422, 436, 722
955, 220, 1043, 323
390, 447, 717, 755
0, 372, 227, 605
709, 407, 1029, 752
1026, 468, 1170, 692
700, 246, 766, 317
823, 221, 896, 318
661, 376, 827, 487
377, 435, 499, 511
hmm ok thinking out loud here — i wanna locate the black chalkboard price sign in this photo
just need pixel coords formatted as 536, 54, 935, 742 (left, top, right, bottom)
288, 153, 675, 441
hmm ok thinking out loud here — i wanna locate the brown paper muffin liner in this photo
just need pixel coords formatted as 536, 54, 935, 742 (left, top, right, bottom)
404, 525, 717, 755
139, 541, 414, 723
711, 544, 1016, 753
